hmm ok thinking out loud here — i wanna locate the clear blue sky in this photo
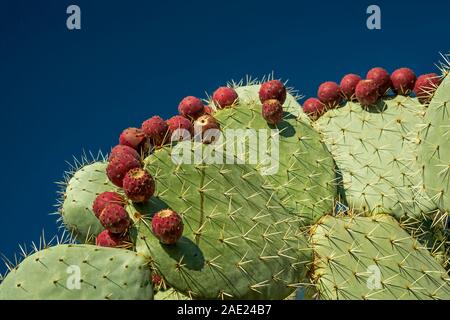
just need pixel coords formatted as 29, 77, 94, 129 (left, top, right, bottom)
0, 0, 448, 274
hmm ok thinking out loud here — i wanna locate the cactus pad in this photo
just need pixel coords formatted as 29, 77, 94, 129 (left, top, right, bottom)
60, 162, 117, 242
310, 214, 450, 300
214, 84, 337, 225
131, 142, 311, 300
0, 244, 153, 300
418, 72, 450, 212
314, 96, 436, 220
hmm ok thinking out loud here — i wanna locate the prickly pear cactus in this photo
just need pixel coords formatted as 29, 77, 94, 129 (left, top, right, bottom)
2, 66, 449, 302
0, 244, 153, 300
309, 214, 450, 300
314, 96, 436, 220
418, 69, 450, 213
214, 83, 337, 225
132, 142, 311, 300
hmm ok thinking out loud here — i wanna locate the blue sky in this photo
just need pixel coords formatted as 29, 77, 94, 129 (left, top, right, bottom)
0, 0, 448, 274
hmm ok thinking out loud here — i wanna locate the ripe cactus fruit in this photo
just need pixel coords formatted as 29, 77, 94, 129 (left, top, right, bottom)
213, 82, 336, 225
178, 96, 205, 120
310, 215, 450, 300
166, 115, 194, 139
99, 204, 131, 234
414, 73, 441, 103
142, 116, 169, 147
132, 141, 311, 299
60, 162, 113, 242
355, 80, 379, 106
366, 67, 392, 95
213, 87, 238, 109
303, 98, 326, 120
340, 74, 361, 100
92, 191, 126, 218
119, 127, 149, 153
262, 99, 284, 124
391, 68, 417, 95
0, 245, 153, 300
418, 64, 450, 212
96, 230, 129, 248
314, 95, 436, 220
259, 80, 287, 104
123, 168, 155, 203
151, 209, 184, 245
106, 152, 142, 187
317, 81, 342, 108
109, 145, 140, 161
151, 273, 163, 287
193, 114, 221, 144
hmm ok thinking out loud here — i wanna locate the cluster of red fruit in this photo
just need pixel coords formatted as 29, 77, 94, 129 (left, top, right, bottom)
258, 80, 287, 124
92, 80, 290, 248
92, 137, 184, 247
303, 67, 442, 120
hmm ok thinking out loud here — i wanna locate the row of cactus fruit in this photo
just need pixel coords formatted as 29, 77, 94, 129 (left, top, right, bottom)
0, 54, 449, 300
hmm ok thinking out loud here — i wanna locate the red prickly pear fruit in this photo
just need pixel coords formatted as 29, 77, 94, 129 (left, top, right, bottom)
212, 87, 238, 109
178, 96, 205, 120
194, 114, 221, 144
123, 168, 155, 203
106, 153, 142, 187
366, 67, 392, 95
355, 80, 380, 106
204, 105, 213, 115
99, 203, 131, 234
340, 74, 362, 100
317, 81, 342, 108
259, 80, 287, 104
96, 230, 129, 248
151, 209, 184, 245
109, 145, 140, 162
142, 116, 169, 147
391, 68, 417, 95
151, 273, 163, 287
119, 128, 149, 154
414, 73, 442, 103
93, 192, 126, 218
303, 98, 326, 120
262, 99, 284, 125
166, 115, 193, 142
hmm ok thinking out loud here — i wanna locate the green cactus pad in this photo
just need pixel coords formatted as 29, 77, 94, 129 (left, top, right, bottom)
131, 142, 311, 300
61, 162, 117, 242
0, 244, 153, 300
418, 72, 450, 212
310, 214, 450, 300
213, 84, 337, 225
314, 96, 436, 220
